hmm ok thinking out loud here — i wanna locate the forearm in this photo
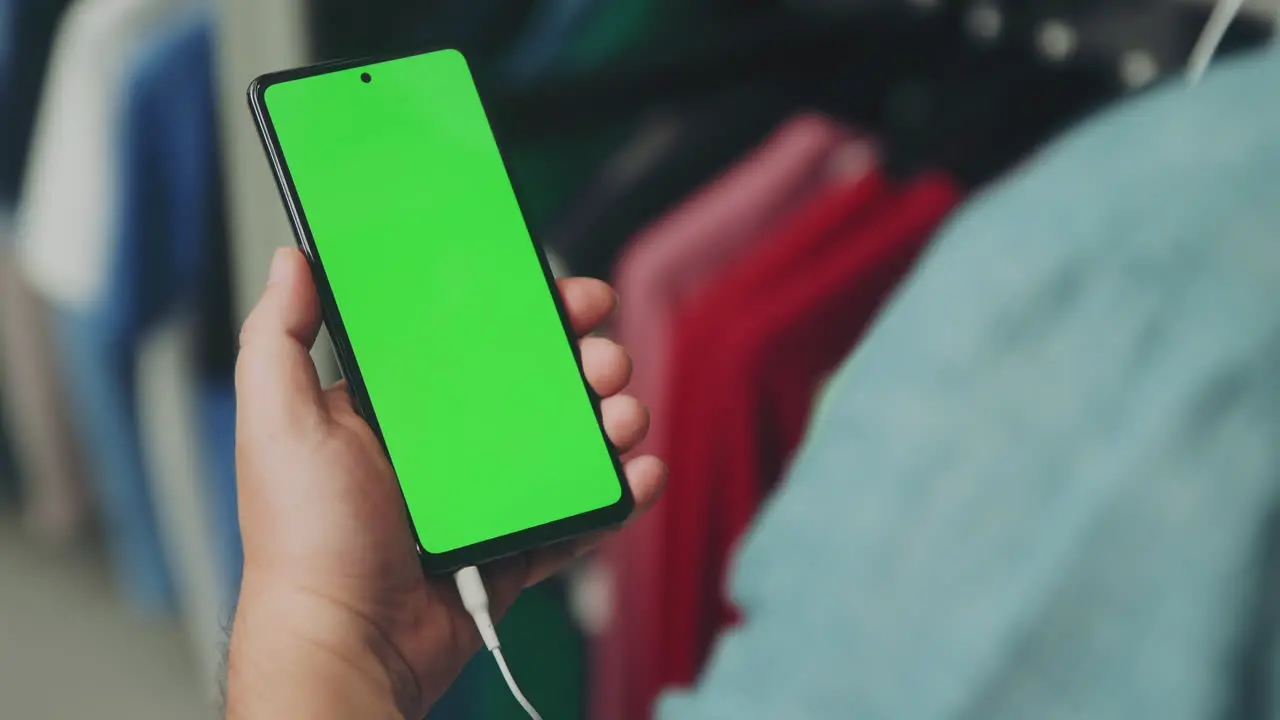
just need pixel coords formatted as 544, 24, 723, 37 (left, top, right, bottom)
225, 584, 418, 720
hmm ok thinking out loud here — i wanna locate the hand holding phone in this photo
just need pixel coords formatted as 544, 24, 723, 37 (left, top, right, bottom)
229, 244, 663, 717
248, 48, 635, 572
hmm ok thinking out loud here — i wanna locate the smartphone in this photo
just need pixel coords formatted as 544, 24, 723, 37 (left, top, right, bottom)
247, 48, 632, 573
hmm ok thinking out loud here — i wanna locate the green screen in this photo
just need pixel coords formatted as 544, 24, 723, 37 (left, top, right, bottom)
263, 49, 621, 554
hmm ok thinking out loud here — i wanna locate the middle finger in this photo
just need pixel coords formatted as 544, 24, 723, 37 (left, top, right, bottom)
581, 336, 631, 397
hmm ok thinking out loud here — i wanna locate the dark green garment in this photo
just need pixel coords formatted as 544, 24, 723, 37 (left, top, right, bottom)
482, 582, 587, 719
561, 0, 669, 69
431, 582, 585, 719
307, 0, 536, 74
499, 0, 696, 232
540, 82, 794, 278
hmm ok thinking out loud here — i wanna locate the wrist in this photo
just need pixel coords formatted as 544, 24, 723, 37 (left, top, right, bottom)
227, 581, 422, 719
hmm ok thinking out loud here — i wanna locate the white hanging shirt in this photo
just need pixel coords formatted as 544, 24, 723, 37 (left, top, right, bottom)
15, 0, 180, 309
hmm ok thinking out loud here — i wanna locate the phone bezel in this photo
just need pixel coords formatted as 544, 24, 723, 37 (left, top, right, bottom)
246, 47, 635, 574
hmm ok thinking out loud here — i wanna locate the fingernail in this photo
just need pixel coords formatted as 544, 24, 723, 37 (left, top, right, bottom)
268, 248, 290, 285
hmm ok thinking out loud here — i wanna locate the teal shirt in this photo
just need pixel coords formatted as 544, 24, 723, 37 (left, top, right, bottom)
663, 48, 1280, 720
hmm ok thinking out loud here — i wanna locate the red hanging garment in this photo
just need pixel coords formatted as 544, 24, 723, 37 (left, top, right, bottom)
650, 168, 898, 712
652, 173, 962, 715
599, 114, 870, 720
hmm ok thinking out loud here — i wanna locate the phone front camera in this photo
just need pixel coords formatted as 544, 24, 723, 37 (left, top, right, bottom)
360, 72, 372, 84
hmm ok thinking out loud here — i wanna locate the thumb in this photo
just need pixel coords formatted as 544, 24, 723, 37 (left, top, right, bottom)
236, 247, 326, 432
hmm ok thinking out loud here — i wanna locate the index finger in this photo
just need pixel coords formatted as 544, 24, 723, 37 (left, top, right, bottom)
557, 277, 617, 336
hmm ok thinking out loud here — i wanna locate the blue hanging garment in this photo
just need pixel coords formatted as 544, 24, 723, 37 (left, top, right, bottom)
111, 9, 242, 609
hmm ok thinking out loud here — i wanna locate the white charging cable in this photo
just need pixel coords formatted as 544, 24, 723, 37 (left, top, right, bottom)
454, 566, 544, 720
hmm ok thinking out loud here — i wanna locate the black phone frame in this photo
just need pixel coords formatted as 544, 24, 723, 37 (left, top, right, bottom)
246, 47, 635, 575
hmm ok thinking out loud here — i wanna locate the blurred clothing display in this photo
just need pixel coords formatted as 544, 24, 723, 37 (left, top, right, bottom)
0, 0, 70, 209
2, 2, 1278, 717
501, 0, 598, 83
555, 0, 691, 71
544, 84, 796, 279
197, 377, 237, 592
0, 0, 88, 544
298, 7, 1278, 718
661, 46, 1280, 720
307, 0, 537, 76
415, 0, 538, 67
53, 307, 176, 613
0, 409, 13, 504
0, 255, 90, 541
599, 113, 866, 720
656, 169, 961, 711
17, 0, 183, 307
16, 0, 193, 614
486, 2, 725, 237
114, 11, 216, 349
118, 8, 241, 675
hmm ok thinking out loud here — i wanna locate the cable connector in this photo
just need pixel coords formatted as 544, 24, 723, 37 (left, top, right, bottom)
454, 566, 543, 720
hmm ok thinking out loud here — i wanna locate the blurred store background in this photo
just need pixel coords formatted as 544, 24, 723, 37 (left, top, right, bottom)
3, 0, 1280, 718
